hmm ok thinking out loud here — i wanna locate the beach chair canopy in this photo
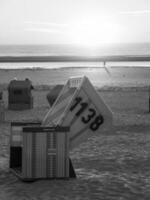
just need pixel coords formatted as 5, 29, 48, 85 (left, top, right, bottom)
8, 79, 33, 90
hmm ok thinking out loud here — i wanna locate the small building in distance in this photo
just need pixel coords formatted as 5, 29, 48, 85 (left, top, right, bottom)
8, 78, 34, 110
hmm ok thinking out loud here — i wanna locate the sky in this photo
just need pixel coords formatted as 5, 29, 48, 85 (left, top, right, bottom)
1, 0, 150, 46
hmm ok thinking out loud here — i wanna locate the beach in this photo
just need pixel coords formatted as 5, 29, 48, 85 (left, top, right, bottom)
1, 0, 150, 198
1, 66, 150, 89
0, 79, 150, 199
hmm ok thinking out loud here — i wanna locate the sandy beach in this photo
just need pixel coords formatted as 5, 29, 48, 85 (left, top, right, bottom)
1, 0, 150, 198
0, 66, 150, 89
0, 86, 150, 199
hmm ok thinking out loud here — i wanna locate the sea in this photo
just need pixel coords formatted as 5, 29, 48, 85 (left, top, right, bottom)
0, 43, 150, 87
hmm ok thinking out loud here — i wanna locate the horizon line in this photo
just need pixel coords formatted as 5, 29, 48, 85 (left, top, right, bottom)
0, 55, 150, 62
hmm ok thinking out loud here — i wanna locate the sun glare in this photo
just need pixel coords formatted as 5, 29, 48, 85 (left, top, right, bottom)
68, 16, 120, 47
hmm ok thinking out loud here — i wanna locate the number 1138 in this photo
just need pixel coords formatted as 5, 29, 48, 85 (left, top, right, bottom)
70, 97, 104, 131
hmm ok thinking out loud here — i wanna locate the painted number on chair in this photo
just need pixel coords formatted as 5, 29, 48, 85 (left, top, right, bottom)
70, 96, 104, 131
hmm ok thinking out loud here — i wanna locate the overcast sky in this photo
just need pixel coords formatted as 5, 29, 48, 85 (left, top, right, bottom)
0, 0, 150, 45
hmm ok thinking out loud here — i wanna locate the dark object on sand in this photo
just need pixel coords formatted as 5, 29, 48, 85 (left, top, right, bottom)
47, 84, 64, 106
46, 84, 76, 107
0, 97, 5, 122
149, 87, 150, 113
8, 79, 34, 110
0, 91, 2, 100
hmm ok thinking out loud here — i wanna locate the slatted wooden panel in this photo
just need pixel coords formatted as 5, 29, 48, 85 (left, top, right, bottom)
22, 126, 69, 179
57, 132, 69, 177
47, 133, 57, 178
22, 132, 33, 178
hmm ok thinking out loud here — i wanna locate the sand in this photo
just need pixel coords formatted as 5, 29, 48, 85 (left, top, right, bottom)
0, 89, 150, 199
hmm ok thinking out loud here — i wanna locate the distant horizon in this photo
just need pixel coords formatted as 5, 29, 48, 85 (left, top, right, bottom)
0, 43, 150, 57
